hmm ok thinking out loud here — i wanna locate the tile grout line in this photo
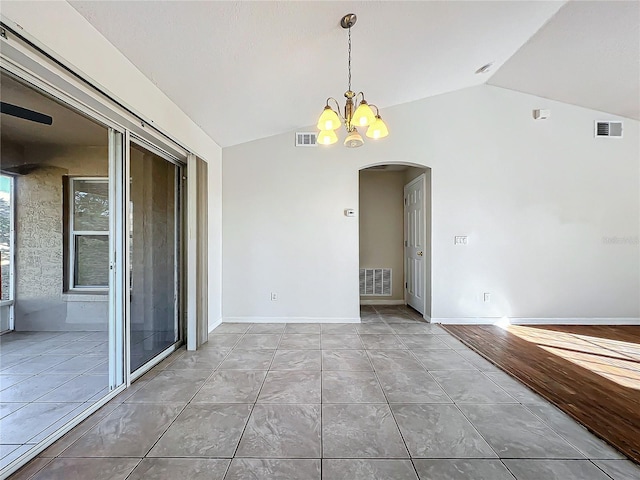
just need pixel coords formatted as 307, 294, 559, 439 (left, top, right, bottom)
588, 459, 620, 480
139, 326, 259, 470
11, 312, 633, 478
320, 325, 323, 480
227, 324, 284, 464
363, 340, 416, 473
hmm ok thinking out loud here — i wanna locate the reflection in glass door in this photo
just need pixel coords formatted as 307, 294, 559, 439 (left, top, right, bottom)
129, 141, 182, 372
0, 175, 14, 332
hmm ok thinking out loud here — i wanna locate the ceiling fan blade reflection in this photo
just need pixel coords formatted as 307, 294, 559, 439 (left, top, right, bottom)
0, 101, 53, 125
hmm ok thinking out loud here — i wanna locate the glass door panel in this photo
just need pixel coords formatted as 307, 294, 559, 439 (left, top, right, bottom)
0, 174, 14, 332
0, 70, 124, 474
129, 141, 181, 372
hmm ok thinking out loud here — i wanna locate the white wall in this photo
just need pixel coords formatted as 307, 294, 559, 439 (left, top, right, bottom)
223, 85, 639, 323
1, 1, 224, 329
222, 143, 360, 322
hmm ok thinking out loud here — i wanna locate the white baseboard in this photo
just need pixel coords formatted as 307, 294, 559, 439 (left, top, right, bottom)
431, 318, 497, 325
208, 318, 222, 333
222, 317, 361, 324
432, 317, 640, 325
360, 299, 405, 306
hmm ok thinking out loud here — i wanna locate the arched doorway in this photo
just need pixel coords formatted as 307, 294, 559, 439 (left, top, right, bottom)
358, 163, 432, 320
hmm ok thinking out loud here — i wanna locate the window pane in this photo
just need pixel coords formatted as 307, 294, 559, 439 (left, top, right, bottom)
0, 175, 11, 301
74, 179, 109, 231
75, 235, 109, 287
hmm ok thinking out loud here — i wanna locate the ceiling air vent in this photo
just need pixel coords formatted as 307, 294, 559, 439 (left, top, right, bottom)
595, 121, 623, 138
295, 132, 317, 147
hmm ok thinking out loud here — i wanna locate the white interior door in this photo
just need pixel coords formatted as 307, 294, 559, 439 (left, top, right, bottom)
404, 175, 426, 314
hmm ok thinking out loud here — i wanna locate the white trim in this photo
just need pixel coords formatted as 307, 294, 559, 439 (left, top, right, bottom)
208, 317, 222, 334
123, 130, 132, 386
130, 343, 177, 382
62, 294, 108, 303
360, 299, 405, 305
108, 128, 125, 391
432, 317, 640, 325
186, 153, 197, 351
223, 317, 361, 324
69, 177, 110, 290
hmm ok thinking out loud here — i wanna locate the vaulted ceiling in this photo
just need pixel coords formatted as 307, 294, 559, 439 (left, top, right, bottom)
69, 1, 639, 148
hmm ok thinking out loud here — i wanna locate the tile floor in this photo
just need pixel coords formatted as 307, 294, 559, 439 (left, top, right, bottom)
0, 331, 110, 471
7, 305, 640, 480
0, 327, 175, 471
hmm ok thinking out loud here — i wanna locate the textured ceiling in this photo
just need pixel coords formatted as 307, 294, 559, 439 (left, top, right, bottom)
489, 1, 640, 120
67, 1, 640, 145
69, 1, 567, 147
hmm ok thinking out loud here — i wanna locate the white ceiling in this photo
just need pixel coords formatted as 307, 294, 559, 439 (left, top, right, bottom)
489, 1, 640, 120
69, 1, 569, 147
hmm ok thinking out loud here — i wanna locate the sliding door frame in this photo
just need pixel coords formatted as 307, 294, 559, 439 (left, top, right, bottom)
0, 67, 128, 478
128, 135, 186, 381
0, 23, 198, 476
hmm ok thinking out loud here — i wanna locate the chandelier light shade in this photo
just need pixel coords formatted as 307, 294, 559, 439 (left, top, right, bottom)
316, 13, 388, 148
318, 129, 338, 145
317, 106, 342, 131
352, 100, 376, 127
366, 113, 389, 139
344, 129, 364, 148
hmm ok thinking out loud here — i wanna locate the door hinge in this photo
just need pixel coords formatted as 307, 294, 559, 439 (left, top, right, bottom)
404, 240, 408, 247
405, 282, 408, 289
0, 28, 7, 40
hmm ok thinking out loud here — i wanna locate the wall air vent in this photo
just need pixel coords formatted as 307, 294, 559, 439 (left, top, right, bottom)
595, 121, 623, 138
359, 268, 392, 296
295, 132, 317, 147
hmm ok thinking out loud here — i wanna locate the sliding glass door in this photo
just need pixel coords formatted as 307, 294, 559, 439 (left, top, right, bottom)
0, 70, 125, 472
0, 30, 189, 476
129, 140, 183, 373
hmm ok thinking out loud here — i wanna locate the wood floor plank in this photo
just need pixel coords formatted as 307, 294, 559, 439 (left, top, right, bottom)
442, 324, 640, 464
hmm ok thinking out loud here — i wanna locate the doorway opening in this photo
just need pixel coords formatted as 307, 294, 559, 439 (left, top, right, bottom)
358, 164, 432, 320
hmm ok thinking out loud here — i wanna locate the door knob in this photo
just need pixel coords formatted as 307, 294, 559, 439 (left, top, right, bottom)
417, 251, 423, 256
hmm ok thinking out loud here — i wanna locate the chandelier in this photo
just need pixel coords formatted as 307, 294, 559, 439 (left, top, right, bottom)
317, 13, 388, 148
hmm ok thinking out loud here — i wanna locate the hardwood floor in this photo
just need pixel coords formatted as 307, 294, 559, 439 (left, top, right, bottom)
442, 324, 640, 464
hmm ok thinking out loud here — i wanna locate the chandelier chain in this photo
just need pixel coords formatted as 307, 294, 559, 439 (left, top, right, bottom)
316, 13, 388, 146
347, 26, 352, 92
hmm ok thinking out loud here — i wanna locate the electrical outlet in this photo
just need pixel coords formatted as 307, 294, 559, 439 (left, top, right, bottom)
270, 292, 278, 301
483, 293, 491, 303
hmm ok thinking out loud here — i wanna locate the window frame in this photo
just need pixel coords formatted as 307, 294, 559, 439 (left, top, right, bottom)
68, 176, 110, 292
